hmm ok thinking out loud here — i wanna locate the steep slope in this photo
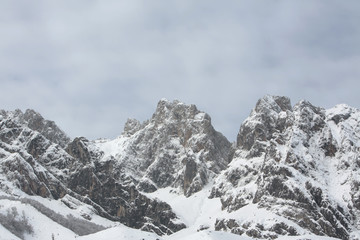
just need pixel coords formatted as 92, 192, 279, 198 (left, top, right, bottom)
211, 95, 360, 239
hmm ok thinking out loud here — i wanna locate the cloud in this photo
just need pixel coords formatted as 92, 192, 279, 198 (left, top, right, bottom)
0, 0, 360, 140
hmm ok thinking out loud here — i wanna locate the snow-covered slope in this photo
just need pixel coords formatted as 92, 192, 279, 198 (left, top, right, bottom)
1, 97, 360, 239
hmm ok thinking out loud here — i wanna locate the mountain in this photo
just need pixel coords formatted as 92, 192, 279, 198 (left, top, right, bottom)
0, 96, 360, 240
211, 96, 360, 239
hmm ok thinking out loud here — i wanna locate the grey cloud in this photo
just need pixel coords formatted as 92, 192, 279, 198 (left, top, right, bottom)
0, 0, 359, 140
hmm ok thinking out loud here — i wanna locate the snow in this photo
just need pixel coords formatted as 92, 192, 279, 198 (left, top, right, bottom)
350, 231, 360, 240
166, 229, 252, 240
195, 112, 206, 121
145, 184, 221, 228
226, 203, 309, 235
32, 194, 115, 227
94, 136, 129, 161
277, 235, 340, 240
326, 104, 351, 115
143, 183, 312, 239
76, 225, 162, 240
326, 104, 360, 147
279, 111, 287, 119
327, 120, 341, 145
0, 198, 77, 240
0, 193, 118, 240
75, 225, 252, 240
0, 150, 348, 240
0, 224, 21, 240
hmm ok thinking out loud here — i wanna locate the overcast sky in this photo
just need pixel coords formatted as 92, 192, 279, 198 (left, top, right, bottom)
1, 0, 360, 141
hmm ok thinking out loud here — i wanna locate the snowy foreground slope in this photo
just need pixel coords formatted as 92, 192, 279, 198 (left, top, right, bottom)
1, 96, 360, 239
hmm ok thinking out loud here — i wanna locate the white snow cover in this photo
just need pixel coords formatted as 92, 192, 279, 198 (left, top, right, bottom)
95, 136, 130, 161
0, 198, 77, 240
0, 224, 21, 240
76, 225, 162, 240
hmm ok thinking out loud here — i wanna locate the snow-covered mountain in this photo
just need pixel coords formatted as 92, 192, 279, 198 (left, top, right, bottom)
1, 96, 360, 240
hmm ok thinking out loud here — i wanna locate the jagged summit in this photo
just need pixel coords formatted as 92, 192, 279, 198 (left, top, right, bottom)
253, 95, 292, 114
0, 108, 70, 147
152, 98, 210, 123
1, 97, 360, 239
95, 99, 231, 197
237, 95, 293, 152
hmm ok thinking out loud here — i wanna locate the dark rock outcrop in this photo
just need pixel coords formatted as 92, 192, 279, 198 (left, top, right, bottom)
68, 166, 186, 235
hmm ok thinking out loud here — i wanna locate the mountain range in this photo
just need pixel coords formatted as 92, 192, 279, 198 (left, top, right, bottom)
1, 95, 360, 240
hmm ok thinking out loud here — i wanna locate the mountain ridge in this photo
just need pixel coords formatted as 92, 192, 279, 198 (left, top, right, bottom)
1, 96, 360, 239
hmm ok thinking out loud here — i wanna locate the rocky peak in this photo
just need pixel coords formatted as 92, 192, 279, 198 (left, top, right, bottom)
212, 96, 360, 239
148, 100, 230, 194
0, 108, 22, 118
0, 109, 24, 129
292, 100, 325, 133
236, 96, 328, 156
152, 99, 211, 126
237, 95, 293, 155
22, 109, 71, 148
95, 99, 231, 197
0, 109, 70, 148
123, 118, 142, 136
254, 95, 292, 114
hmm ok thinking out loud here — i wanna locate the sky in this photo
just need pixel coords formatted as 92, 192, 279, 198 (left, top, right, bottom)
1, 0, 360, 141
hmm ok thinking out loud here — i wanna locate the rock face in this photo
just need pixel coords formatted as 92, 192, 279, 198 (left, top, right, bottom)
212, 95, 360, 239
1, 97, 360, 239
0, 109, 69, 199
237, 95, 293, 154
66, 137, 186, 235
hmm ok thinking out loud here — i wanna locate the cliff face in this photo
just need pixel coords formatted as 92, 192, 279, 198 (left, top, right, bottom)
1, 97, 360, 239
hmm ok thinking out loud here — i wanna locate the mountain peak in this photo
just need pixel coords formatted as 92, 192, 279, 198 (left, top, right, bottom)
0, 108, 70, 147
152, 99, 208, 125
237, 95, 292, 152
254, 95, 292, 114
123, 118, 142, 136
